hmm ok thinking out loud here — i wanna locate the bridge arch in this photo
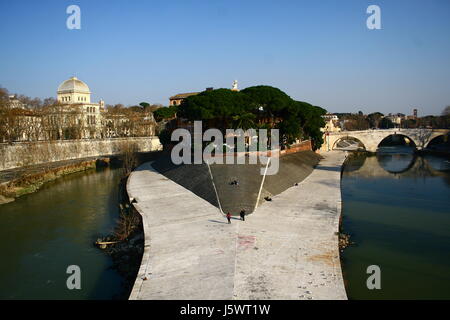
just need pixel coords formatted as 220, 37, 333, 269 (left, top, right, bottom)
376, 134, 417, 151
332, 136, 366, 151
425, 134, 450, 149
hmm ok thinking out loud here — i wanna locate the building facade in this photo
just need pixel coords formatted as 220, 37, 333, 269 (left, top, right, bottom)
56, 77, 105, 138
321, 113, 341, 133
1, 77, 156, 142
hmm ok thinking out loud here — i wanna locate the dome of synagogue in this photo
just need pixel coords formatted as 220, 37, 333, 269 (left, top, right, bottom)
57, 77, 91, 94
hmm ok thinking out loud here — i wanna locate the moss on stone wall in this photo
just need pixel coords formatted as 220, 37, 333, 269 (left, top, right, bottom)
0, 160, 98, 203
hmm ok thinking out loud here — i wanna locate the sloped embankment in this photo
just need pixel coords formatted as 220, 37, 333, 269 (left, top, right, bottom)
151, 151, 321, 215
150, 154, 219, 208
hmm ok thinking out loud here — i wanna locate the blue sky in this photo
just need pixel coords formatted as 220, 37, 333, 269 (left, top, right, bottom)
0, 0, 449, 115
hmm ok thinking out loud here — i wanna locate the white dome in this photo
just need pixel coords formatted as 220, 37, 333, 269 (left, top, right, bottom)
57, 77, 91, 94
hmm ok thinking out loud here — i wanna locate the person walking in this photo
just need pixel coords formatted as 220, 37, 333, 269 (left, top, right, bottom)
226, 212, 231, 224
240, 210, 246, 221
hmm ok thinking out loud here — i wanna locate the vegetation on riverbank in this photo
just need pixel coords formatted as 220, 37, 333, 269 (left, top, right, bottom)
0, 159, 105, 204
97, 176, 144, 299
95, 148, 163, 299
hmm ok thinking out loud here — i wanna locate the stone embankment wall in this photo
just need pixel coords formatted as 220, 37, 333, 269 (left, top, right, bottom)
0, 137, 162, 171
281, 140, 312, 155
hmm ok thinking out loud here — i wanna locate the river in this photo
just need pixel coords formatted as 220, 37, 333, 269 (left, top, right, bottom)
1, 149, 449, 300
341, 148, 450, 299
0, 167, 126, 299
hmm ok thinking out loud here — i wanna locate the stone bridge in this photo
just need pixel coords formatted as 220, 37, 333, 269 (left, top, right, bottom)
321, 129, 449, 153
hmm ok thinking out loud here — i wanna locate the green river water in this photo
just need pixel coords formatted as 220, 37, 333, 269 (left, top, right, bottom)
341, 148, 450, 299
0, 167, 125, 299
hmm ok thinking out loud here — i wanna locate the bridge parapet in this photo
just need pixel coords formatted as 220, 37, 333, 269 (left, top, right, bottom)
321, 129, 449, 152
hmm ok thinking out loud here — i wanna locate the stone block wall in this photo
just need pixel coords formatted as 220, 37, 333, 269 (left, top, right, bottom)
0, 137, 162, 171
280, 140, 312, 155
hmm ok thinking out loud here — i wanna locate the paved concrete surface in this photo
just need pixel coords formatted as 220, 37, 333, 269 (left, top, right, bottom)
128, 151, 348, 300
128, 163, 237, 300
151, 154, 219, 209
150, 151, 321, 215
233, 151, 348, 299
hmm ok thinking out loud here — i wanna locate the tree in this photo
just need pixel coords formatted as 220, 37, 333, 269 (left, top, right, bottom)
342, 113, 369, 131
154, 106, 178, 122
157, 128, 172, 149
277, 116, 302, 145
139, 102, 150, 109
379, 117, 394, 129
178, 88, 253, 131
129, 105, 144, 113
442, 106, 450, 116
294, 101, 326, 149
177, 85, 327, 150
232, 112, 256, 130
240, 85, 293, 127
0, 87, 9, 141
401, 118, 418, 129
118, 141, 139, 176
367, 112, 384, 128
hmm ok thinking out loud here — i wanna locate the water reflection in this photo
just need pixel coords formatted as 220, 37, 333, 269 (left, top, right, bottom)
376, 152, 417, 174
341, 151, 450, 300
423, 154, 450, 172
348, 150, 449, 178
0, 168, 125, 300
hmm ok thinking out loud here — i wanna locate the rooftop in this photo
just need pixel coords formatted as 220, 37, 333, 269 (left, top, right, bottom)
57, 77, 91, 94
169, 92, 200, 100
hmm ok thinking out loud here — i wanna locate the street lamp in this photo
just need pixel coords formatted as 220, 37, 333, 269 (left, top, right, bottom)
326, 131, 330, 151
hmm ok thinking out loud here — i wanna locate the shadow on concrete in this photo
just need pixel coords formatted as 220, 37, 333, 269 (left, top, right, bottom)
315, 166, 342, 172
208, 219, 228, 224
151, 151, 321, 215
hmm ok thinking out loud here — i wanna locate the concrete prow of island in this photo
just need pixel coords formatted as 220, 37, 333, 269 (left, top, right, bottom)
127, 150, 348, 300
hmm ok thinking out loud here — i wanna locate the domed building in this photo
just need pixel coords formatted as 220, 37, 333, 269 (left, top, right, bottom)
56, 76, 105, 138
57, 76, 105, 110
57, 77, 92, 104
